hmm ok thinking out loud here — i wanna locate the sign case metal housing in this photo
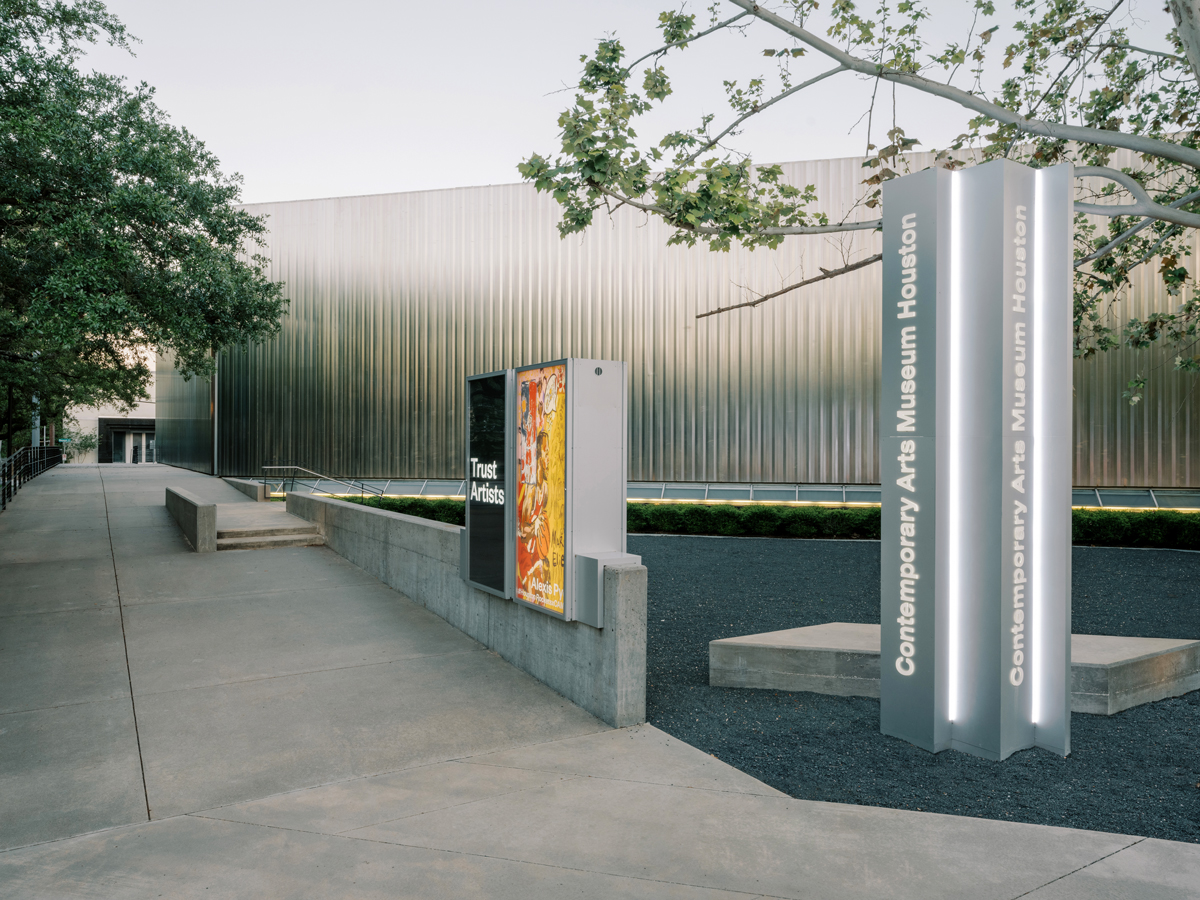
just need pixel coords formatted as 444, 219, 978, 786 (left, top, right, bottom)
880, 160, 1072, 760
514, 358, 629, 624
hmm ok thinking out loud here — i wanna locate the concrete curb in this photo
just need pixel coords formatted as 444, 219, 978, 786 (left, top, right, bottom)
223, 478, 268, 502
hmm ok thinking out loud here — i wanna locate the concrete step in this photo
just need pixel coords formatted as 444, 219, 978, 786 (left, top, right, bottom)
710, 622, 1200, 716
217, 524, 318, 538
216, 533, 326, 551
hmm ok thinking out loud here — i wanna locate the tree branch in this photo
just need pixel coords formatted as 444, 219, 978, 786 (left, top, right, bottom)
693, 219, 882, 236
727, 0, 1200, 171
696, 252, 882, 318
1090, 41, 1186, 62
1077, 187, 1200, 264
680, 65, 847, 166
595, 185, 882, 236
1074, 166, 1200, 227
626, 11, 752, 71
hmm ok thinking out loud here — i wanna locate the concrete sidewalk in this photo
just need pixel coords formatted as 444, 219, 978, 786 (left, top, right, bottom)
1, 465, 1196, 898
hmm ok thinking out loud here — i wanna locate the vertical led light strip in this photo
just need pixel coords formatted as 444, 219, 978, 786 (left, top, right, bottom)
1031, 170, 1046, 726
948, 170, 963, 724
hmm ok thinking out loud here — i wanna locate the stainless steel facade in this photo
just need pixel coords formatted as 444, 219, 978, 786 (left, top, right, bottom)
155, 353, 213, 474
156, 152, 1200, 486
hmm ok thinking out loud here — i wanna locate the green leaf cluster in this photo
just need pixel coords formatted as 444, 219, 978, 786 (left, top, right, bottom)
521, 0, 1200, 394
518, 9, 828, 253
1, 0, 287, 422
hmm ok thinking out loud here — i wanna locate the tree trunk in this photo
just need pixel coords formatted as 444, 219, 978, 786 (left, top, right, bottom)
1167, 0, 1200, 87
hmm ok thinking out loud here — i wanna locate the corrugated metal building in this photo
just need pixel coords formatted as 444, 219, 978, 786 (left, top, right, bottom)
156, 152, 1200, 487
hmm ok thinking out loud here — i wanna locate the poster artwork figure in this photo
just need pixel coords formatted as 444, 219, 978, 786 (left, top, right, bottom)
516, 365, 566, 613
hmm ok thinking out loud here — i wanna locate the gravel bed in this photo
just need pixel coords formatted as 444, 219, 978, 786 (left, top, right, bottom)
631, 535, 1200, 843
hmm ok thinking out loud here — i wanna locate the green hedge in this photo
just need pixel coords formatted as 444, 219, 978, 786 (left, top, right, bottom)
336, 496, 1200, 550
1072, 508, 1200, 550
627, 502, 882, 539
342, 495, 466, 526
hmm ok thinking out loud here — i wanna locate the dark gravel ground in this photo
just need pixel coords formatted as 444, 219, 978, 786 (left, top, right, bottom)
630, 535, 1200, 843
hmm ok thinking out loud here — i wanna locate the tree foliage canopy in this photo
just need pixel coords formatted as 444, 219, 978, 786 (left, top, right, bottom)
521, 0, 1200, 387
0, 0, 286, 424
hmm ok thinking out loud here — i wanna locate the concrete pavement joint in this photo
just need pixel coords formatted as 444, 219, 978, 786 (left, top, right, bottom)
0, 693, 132, 717
183, 756, 473, 815
97, 466, 152, 823
128, 647, 489, 699
0, 815, 151, 855
453, 759, 785, 797
0, 603, 119, 622
183, 814, 780, 898
334, 775, 588, 834
1006, 836, 1147, 899
116, 575, 385, 609
186, 775, 587, 835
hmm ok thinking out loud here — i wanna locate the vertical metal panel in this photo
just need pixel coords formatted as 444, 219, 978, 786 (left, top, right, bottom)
196, 152, 1199, 486
155, 352, 213, 473
1070, 149, 1200, 487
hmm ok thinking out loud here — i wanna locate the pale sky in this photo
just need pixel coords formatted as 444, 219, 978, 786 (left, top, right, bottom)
81, 0, 1176, 205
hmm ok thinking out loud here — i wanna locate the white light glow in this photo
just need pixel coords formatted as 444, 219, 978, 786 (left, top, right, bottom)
948, 170, 963, 724
1031, 171, 1046, 726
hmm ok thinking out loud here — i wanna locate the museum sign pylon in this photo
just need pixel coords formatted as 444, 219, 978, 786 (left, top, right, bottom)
880, 159, 1073, 760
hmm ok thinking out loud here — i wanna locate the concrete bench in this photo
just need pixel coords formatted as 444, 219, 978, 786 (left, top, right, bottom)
710, 622, 1200, 716
165, 487, 216, 553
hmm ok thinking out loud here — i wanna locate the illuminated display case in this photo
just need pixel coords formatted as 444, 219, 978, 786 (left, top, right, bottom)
463, 358, 633, 627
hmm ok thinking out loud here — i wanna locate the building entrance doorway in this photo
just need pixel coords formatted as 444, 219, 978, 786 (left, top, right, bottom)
110, 431, 156, 464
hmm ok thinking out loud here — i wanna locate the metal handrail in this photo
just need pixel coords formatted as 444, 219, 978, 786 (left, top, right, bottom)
261, 465, 385, 499
1, 446, 64, 512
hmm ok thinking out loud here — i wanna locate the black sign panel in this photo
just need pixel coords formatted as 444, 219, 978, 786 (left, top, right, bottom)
467, 374, 507, 592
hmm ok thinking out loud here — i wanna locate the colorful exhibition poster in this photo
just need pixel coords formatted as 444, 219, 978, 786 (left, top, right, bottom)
515, 363, 567, 615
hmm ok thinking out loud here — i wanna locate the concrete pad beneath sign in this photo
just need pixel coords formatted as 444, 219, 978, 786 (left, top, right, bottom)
710, 623, 1200, 714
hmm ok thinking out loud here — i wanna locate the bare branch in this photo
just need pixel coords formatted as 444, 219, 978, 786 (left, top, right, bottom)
1074, 166, 1200, 227
1089, 41, 1186, 62
681, 65, 847, 166
626, 11, 752, 71
1076, 187, 1200, 265
595, 185, 882, 236
726, 0, 1200, 171
693, 220, 882, 236
697, 252, 882, 319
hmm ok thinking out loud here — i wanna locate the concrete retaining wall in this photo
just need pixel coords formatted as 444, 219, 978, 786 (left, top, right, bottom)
287, 493, 647, 727
166, 487, 216, 553
223, 477, 267, 502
